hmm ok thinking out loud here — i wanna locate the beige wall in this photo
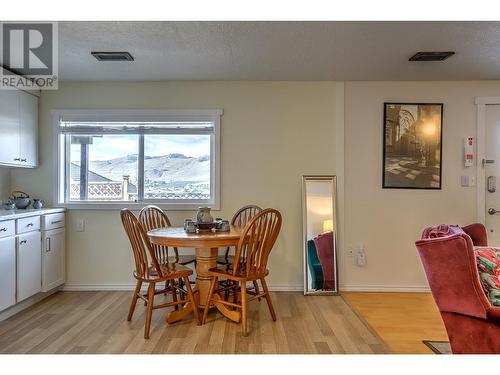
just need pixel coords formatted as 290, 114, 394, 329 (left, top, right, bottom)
12, 79, 498, 291
343, 81, 500, 290
11, 81, 337, 288
0, 168, 10, 201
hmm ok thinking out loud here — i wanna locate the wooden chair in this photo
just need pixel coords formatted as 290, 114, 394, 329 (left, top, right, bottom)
202, 208, 282, 336
217, 205, 262, 265
121, 209, 199, 339
139, 205, 196, 266
216, 205, 262, 300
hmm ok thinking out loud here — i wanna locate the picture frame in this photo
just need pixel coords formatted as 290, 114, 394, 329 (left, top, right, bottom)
382, 102, 443, 189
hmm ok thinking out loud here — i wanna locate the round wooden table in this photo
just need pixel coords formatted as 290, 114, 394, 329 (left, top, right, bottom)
148, 226, 243, 324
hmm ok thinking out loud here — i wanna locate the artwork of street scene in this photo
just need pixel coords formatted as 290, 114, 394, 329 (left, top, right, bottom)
383, 103, 442, 189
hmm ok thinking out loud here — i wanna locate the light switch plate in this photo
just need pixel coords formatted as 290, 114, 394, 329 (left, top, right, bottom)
76, 219, 85, 232
461, 175, 475, 187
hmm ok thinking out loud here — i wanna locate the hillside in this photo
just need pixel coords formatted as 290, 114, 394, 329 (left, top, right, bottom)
89, 153, 210, 187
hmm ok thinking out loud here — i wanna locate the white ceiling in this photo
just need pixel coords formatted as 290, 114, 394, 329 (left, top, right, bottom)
55, 21, 500, 81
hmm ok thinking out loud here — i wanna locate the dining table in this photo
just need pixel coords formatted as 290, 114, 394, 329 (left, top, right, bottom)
147, 225, 244, 324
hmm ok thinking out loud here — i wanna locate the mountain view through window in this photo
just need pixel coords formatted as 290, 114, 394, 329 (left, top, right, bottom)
68, 134, 211, 202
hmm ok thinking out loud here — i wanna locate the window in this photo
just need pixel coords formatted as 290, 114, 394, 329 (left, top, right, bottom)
54, 110, 221, 209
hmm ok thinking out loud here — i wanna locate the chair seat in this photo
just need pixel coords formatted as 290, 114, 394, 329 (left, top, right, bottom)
142, 263, 193, 281
208, 265, 268, 281
216, 254, 234, 265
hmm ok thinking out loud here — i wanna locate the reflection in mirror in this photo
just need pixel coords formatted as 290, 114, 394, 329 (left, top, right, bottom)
302, 176, 338, 295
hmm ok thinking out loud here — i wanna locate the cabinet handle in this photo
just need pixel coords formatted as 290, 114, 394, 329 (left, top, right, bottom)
27, 223, 34, 227
46, 237, 51, 252
51, 220, 63, 224
0, 228, 6, 232
21, 159, 27, 162
19, 240, 27, 245
13, 157, 20, 161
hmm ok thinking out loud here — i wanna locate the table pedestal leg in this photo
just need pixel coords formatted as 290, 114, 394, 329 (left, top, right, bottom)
166, 247, 241, 324
195, 247, 218, 308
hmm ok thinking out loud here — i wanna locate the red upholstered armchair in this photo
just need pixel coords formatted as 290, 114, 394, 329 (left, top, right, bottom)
415, 223, 500, 354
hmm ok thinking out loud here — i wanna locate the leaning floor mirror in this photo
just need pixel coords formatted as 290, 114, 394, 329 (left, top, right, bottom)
302, 175, 338, 295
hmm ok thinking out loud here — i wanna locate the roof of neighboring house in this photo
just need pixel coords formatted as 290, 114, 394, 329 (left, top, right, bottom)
70, 163, 137, 194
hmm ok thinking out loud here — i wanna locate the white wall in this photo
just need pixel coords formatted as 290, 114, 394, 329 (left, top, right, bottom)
343, 81, 500, 291
11, 81, 337, 289
0, 168, 10, 201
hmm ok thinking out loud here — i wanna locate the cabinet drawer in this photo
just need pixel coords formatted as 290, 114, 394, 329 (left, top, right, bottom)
43, 213, 65, 231
0, 220, 15, 239
16, 216, 40, 234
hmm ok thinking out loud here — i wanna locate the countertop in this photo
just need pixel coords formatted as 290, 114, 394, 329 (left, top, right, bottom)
0, 207, 66, 221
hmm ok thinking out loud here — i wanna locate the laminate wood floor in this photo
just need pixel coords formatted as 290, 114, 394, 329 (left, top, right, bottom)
0, 291, 388, 354
342, 292, 448, 354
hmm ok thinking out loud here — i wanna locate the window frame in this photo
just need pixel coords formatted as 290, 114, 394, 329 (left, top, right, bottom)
52, 109, 222, 210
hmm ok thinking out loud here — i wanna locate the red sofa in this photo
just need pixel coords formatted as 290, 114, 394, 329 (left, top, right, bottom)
415, 223, 500, 354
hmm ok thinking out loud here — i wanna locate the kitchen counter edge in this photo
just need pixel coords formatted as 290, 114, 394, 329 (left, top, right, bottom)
0, 208, 66, 221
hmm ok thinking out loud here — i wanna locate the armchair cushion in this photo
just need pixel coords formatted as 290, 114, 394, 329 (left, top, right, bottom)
474, 247, 500, 307
421, 224, 465, 239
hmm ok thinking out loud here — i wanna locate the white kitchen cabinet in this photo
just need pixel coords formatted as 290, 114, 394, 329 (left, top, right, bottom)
0, 90, 20, 165
42, 227, 65, 292
0, 89, 38, 168
18, 90, 38, 167
0, 237, 16, 311
17, 231, 42, 302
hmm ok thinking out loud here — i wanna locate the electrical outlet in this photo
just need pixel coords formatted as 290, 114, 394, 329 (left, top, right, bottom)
76, 219, 85, 232
357, 245, 366, 267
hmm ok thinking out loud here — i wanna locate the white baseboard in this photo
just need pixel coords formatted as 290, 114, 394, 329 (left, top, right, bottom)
339, 285, 431, 293
62, 283, 429, 293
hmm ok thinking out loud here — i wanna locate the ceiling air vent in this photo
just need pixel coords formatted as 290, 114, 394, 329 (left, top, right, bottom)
91, 51, 134, 61
409, 51, 455, 62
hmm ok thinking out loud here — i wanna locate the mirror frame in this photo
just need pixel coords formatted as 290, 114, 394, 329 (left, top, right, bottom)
302, 175, 339, 296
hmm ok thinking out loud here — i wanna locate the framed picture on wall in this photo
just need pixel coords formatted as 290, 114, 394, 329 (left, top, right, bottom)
382, 102, 443, 189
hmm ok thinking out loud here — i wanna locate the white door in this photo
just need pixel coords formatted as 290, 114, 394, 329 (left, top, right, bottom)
17, 231, 41, 302
0, 90, 20, 165
18, 91, 38, 167
0, 237, 16, 311
42, 228, 65, 292
484, 105, 500, 245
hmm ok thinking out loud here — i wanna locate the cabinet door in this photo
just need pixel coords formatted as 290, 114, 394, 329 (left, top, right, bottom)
17, 231, 41, 302
0, 237, 16, 311
0, 90, 20, 165
18, 91, 38, 167
42, 228, 65, 292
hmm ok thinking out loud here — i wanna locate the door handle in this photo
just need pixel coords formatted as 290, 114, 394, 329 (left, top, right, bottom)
46, 237, 51, 252
483, 159, 495, 167
488, 208, 500, 215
